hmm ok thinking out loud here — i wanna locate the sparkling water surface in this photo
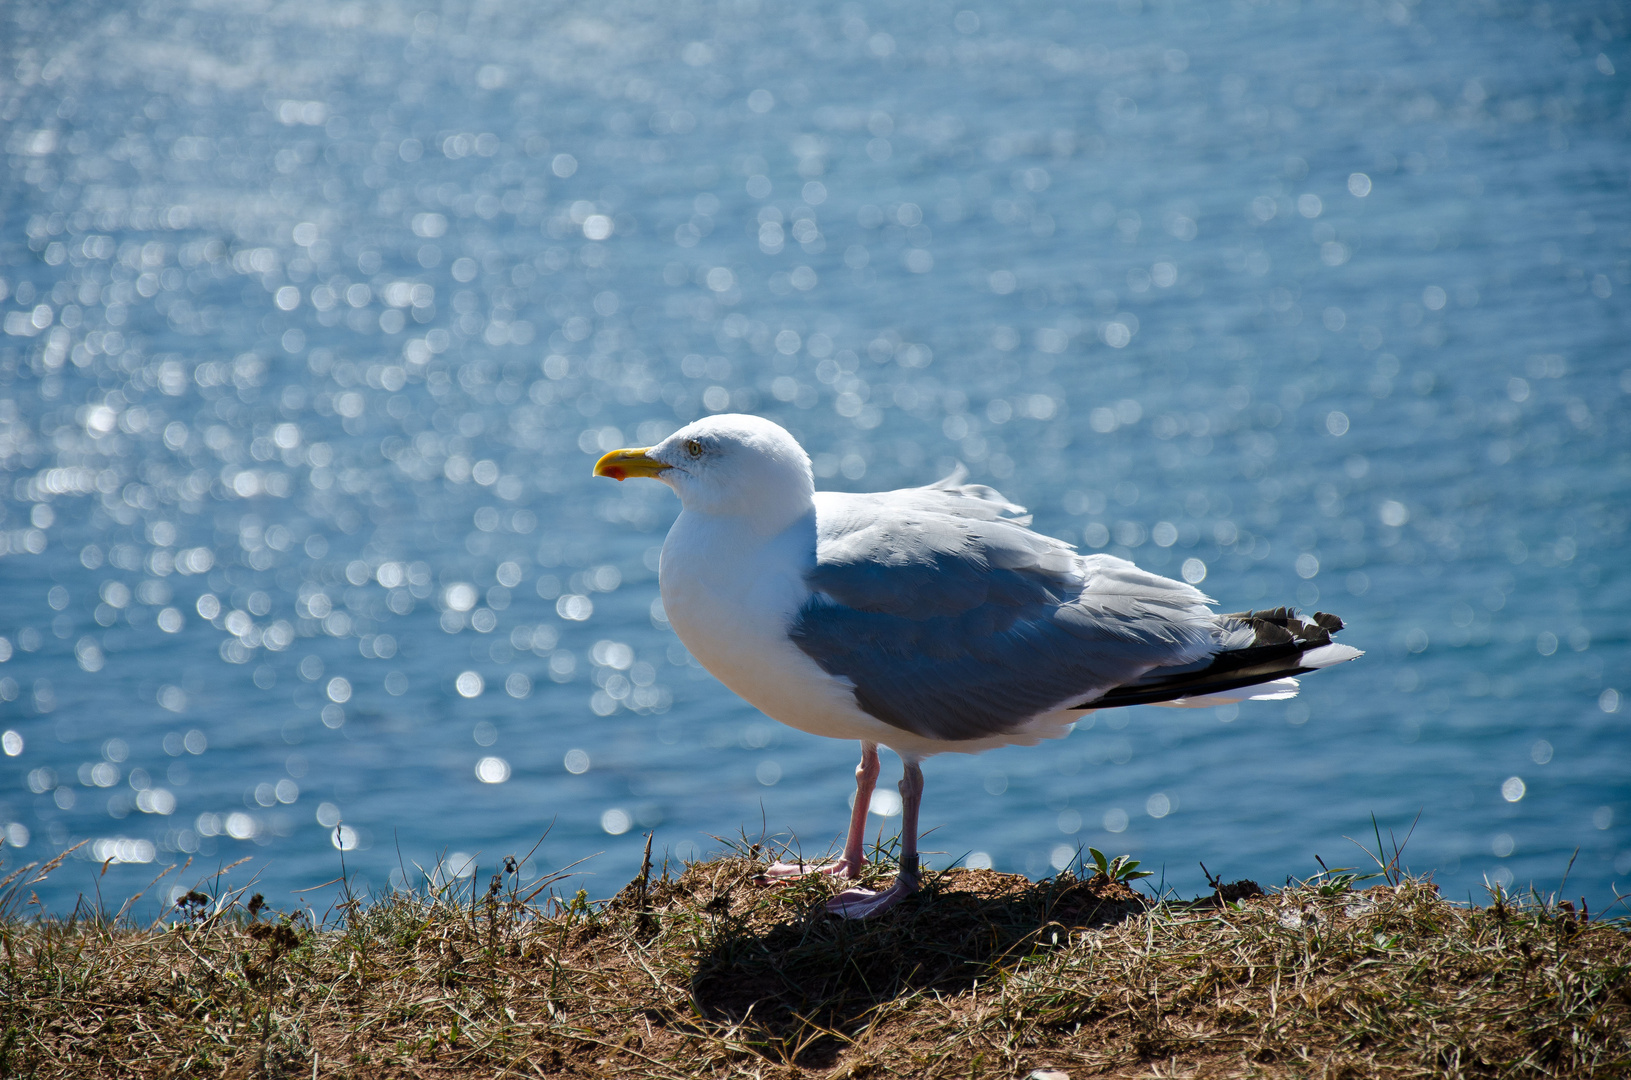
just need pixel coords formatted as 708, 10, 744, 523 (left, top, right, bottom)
1, 0, 1627, 915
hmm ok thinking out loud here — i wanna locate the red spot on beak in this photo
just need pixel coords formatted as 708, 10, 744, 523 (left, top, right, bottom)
603, 466, 626, 481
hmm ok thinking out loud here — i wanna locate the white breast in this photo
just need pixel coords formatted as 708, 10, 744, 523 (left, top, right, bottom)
658, 509, 898, 745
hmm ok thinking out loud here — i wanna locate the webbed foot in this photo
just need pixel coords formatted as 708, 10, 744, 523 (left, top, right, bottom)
759, 857, 861, 882
825, 873, 919, 918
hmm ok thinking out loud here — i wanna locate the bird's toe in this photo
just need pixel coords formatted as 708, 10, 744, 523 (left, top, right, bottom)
825, 876, 917, 918
761, 857, 861, 882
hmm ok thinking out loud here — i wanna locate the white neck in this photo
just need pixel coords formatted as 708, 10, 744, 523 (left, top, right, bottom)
673, 479, 814, 537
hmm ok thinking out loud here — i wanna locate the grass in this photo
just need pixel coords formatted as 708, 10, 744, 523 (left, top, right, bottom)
0, 834, 1628, 1079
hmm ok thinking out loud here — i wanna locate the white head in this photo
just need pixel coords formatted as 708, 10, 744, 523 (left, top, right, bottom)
594, 414, 815, 531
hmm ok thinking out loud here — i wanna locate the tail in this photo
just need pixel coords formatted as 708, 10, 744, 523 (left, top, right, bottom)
1071, 608, 1361, 710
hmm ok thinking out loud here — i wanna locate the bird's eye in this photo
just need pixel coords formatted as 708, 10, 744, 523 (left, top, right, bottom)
685, 439, 703, 458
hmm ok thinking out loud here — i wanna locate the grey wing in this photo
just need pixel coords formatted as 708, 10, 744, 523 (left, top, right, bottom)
790, 481, 1224, 743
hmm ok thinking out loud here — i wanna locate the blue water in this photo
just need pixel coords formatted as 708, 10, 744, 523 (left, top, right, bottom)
1, 0, 1627, 917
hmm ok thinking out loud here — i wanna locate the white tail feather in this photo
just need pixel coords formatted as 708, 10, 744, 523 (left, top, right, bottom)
1300, 643, 1364, 668
1158, 677, 1302, 708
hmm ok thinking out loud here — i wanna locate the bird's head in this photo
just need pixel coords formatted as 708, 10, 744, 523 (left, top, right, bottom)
594, 414, 815, 529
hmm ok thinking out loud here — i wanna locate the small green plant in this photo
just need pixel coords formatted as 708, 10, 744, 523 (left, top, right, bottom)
1083, 847, 1153, 884
1485, 874, 1511, 921
1312, 855, 1380, 895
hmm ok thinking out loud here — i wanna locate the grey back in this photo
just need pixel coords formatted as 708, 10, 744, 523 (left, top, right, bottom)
790, 475, 1222, 742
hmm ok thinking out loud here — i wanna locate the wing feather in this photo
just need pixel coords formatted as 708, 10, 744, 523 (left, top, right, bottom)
790, 480, 1224, 742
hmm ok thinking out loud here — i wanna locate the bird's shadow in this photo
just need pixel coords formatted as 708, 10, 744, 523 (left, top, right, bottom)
674, 861, 1149, 1069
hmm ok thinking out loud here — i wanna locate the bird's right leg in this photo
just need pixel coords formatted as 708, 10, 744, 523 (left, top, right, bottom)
826, 756, 923, 917
763, 741, 879, 880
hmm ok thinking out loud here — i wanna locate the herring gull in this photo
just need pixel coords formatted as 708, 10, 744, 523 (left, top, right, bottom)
594, 414, 1361, 917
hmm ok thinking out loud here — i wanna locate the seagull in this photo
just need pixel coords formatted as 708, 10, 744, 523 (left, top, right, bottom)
594, 414, 1360, 918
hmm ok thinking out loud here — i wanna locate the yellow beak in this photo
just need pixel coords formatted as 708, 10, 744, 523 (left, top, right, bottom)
593, 447, 670, 481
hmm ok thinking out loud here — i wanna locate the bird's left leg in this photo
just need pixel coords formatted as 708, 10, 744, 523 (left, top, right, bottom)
826, 756, 923, 918
764, 741, 879, 880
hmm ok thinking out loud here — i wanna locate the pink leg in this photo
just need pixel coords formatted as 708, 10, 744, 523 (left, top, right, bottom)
827, 756, 923, 918
764, 742, 879, 880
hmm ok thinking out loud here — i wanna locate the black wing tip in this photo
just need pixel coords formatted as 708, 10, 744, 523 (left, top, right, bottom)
1312, 611, 1344, 632
1073, 605, 1354, 711
1224, 606, 1345, 647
